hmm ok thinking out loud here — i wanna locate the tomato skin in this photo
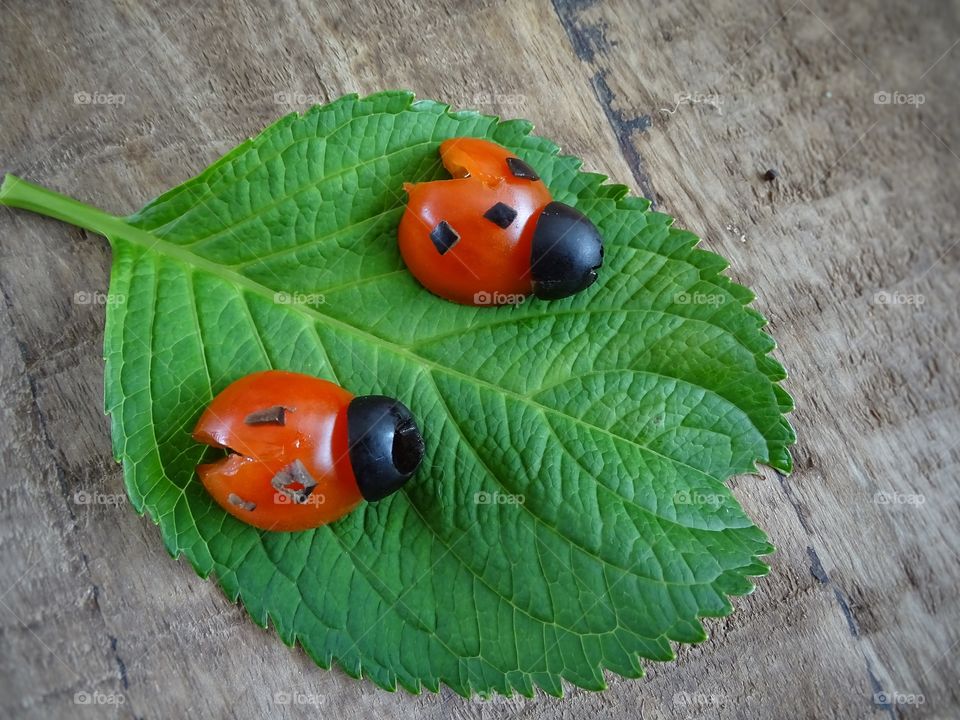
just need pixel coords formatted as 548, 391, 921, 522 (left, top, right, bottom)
398, 138, 553, 306
192, 370, 362, 532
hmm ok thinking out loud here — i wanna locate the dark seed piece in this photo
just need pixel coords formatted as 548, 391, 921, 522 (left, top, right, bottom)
429, 220, 460, 255
763, 168, 779, 181
506, 156, 540, 181
271, 459, 318, 504
530, 201, 604, 300
347, 395, 425, 502
227, 493, 256, 512
483, 202, 518, 228
244, 405, 287, 426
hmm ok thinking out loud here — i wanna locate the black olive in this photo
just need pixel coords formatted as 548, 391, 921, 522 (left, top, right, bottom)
529, 201, 604, 300
506, 156, 540, 181
483, 201, 518, 228
429, 220, 460, 255
346, 395, 425, 501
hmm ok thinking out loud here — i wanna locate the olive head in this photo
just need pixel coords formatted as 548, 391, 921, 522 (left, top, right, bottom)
346, 395, 425, 501
529, 201, 604, 300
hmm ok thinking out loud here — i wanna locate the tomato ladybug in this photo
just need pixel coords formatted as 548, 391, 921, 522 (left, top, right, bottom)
192, 370, 424, 532
398, 137, 604, 305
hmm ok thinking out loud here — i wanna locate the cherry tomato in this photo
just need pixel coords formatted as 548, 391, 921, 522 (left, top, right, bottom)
192, 370, 424, 532
398, 138, 604, 305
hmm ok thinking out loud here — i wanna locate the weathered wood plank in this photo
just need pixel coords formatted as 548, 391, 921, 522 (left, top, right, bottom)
1, 0, 957, 718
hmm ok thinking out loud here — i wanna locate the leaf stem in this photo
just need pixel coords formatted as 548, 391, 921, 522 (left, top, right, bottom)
0, 174, 119, 240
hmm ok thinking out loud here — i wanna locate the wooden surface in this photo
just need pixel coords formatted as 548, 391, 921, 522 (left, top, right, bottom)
1, 0, 958, 718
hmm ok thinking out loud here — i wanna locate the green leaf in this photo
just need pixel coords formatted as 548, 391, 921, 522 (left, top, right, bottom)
0, 91, 794, 697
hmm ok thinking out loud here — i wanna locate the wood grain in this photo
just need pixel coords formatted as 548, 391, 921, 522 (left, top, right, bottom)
1, 0, 957, 718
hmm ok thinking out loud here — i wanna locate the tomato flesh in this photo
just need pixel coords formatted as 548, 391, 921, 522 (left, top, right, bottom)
192, 370, 362, 531
398, 138, 552, 305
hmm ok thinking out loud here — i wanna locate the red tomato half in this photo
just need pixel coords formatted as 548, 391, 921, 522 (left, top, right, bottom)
192, 371, 362, 531
398, 138, 603, 306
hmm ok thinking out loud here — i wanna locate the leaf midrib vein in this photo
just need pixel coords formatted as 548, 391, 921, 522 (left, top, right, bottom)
135, 137, 439, 245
